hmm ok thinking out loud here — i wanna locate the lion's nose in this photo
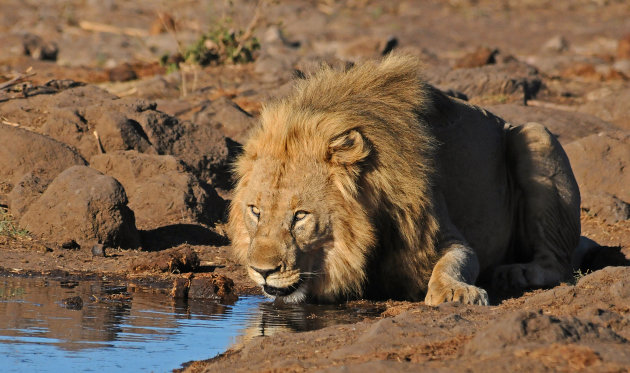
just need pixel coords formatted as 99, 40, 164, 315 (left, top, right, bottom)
250, 265, 281, 280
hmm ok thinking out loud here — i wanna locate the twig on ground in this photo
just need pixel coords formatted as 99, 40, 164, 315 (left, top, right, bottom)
93, 130, 105, 154
1, 116, 21, 127
78, 21, 150, 37
0, 72, 36, 91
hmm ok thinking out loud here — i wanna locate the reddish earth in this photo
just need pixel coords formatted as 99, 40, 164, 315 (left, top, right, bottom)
1, 0, 630, 371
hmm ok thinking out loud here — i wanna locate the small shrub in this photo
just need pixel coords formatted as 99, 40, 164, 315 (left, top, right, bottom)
184, 26, 260, 66
572, 268, 591, 284
0, 207, 29, 238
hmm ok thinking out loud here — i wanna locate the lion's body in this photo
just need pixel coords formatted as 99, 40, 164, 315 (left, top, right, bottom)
229, 55, 581, 304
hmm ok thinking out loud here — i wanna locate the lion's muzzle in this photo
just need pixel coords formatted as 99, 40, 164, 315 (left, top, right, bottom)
263, 276, 304, 297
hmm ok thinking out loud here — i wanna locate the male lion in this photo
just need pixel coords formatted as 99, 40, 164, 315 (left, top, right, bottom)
228, 54, 580, 305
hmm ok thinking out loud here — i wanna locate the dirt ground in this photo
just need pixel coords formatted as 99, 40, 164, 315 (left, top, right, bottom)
1, 0, 630, 371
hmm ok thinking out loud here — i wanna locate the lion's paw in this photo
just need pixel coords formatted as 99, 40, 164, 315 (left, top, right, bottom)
425, 281, 489, 306
493, 263, 547, 290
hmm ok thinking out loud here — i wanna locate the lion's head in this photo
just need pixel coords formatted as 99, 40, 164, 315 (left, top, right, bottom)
229, 55, 440, 303
229, 110, 376, 302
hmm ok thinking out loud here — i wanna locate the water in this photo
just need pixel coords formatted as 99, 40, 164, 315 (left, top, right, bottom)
0, 276, 379, 372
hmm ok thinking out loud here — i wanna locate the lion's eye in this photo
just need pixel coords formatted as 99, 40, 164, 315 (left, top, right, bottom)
249, 205, 260, 219
293, 210, 309, 222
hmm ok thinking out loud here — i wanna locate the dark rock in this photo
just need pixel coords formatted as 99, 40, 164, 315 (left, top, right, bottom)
131, 246, 200, 273
188, 274, 235, 301
23, 33, 58, 61
454, 46, 498, 69
169, 120, 239, 189
171, 277, 190, 298
61, 296, 83, 310
192, 97, 256, 143
61, 240, 81, 250
168, 273, 235, 301
0, 86, 185, 160
581, 192, 630, 223
107, 63, 138, 82
20, 166, 140, 249
90, 111, 153, 154
0, 124, 87, 209
90, 151, 226, 227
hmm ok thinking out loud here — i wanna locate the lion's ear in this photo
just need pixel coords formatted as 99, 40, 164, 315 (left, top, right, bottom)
328, 130, 370, 165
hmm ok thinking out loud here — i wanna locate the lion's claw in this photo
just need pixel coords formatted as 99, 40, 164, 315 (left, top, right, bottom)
425, 281, 489, 306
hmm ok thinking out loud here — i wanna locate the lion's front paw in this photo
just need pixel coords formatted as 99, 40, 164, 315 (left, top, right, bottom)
425, 280, 489, 306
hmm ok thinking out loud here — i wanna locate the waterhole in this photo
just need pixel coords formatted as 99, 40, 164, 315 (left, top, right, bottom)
0, 276, 381, 372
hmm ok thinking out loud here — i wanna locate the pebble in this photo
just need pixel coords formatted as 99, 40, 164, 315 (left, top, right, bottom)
91, 243, 106, 257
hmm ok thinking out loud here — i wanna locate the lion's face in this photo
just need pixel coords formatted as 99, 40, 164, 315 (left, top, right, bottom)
239, 157, 336, 302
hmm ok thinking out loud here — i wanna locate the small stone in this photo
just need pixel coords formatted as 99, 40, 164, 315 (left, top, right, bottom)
131, 246, 200, 273
454, 47, 498, 69
61, 296, 83, 310
380, 36, 398, 55
23, 33, 58, 61
171, 277, 190, 298
542, 35, 569, 53
581, 192, 630, 223
91, 243, 105, 257
188, 277, 221, 300
188, 274, 235, 301
107, 63, 138, 82
61, 240, 81, 250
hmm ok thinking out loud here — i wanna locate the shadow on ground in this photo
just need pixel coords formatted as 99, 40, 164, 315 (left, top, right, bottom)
140, 224, 229, 251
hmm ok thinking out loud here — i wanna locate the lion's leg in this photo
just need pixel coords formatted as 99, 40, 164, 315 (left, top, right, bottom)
495, 122, 581, 290
425, 244, 489, 305
425, 193, 489, 306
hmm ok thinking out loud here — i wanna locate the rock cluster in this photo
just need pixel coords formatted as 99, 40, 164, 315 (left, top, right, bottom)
0, 84, 244, 250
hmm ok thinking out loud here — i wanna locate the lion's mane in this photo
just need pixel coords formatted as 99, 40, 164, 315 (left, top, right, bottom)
229, 55, 441, 300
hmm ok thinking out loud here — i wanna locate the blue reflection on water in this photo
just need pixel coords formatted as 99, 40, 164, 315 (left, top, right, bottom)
0, 277, 266, 372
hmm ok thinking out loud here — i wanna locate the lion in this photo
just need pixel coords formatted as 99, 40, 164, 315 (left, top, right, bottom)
228, 54, 581, 305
